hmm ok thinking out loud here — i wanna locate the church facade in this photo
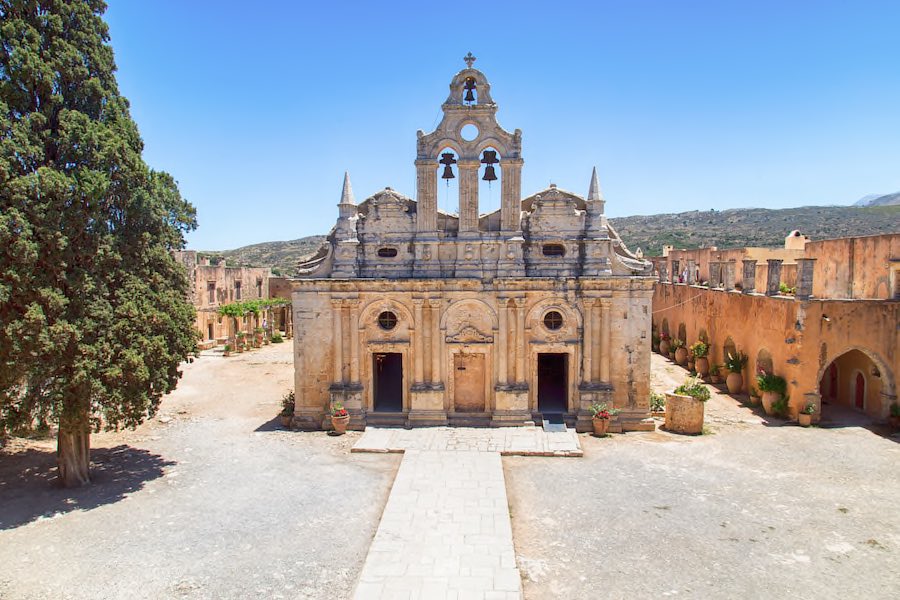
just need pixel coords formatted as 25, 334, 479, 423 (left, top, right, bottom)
291, 56, 655, 432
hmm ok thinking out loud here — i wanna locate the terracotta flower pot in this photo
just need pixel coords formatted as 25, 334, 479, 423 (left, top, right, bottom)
695, 357, 709, 377
749, 395, 761, 406
664, 392, 705, 435
659, 340, 671, 356
798, 413, 812, 427
888, 415, 900, 429
674, 347, 688, 366
332, 414, 350, 434
281, 414, 293, 428
726, 372, 743, 395
761, 391, 780, 415
592, 418, 610, 436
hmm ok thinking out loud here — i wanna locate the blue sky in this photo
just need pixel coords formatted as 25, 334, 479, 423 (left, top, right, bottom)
105, 1, 900, 250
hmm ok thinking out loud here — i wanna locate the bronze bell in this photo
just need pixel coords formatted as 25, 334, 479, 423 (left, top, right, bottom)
441, 165, 456, 180
482, 165, 497, 182
439, 152, 457, 180
464, 77, 476, 104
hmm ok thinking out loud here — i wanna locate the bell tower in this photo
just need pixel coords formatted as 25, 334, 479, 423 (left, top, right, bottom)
415, 53, 524, 236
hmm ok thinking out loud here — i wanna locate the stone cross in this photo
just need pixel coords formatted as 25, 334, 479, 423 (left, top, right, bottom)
464, 52, 476, 68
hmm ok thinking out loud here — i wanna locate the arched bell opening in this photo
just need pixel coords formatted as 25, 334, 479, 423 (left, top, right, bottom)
818, 349, 890, 422
478, 147, 502, 229
436, 148, 460, 216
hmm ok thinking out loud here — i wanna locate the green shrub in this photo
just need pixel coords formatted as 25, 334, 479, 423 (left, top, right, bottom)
271, 333, 284, 343
650, 392, 666, 412
674, 377, 711, 402
756, 372, 787, 395
689, 341, 709, 358
724, 352, 748, 373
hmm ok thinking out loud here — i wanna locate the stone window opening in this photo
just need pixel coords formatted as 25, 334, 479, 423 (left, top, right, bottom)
463, 77, 477, 105
542, 244, 566, 257
377, 247, 399, 258
437, 149, 460, 216
256, 278, 263, 298
543, 310, 564, 331
207, 282, 216, 305
479, 148, 501, 220
235, 280, 242, 300
377, 310, 398, 331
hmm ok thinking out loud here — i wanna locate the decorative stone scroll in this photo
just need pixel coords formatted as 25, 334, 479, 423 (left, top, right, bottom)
445, 326, 494, 344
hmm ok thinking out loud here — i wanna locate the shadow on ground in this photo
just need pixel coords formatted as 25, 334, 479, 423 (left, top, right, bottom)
0, 445, 174, 530
254, 415, 290, 432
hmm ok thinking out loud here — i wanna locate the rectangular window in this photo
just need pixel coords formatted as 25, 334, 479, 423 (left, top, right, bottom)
207, 282, 216, 305
235, 281, 242, 300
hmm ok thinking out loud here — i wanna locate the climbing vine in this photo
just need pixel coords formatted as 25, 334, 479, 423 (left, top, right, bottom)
217, 298, 290, 318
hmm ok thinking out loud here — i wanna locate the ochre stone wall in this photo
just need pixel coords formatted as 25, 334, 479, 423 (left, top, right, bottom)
805, 234, 900, 300
653, 283, 899, 419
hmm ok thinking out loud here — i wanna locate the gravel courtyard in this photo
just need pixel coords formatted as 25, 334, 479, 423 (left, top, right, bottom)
505, 354, 900, 599
2, 346, 898, 599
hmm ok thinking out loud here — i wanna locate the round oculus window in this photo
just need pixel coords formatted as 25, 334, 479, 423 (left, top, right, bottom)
543, 310, 564, 331
377, 311, 398, 330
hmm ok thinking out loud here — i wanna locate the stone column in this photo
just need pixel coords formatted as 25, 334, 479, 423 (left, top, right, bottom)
723, 261, 736, 291
766, 259, 783, 296
582, 299, 593, 383
349, 300, 360, 384
515, 297, 527, 383
659, 263, 668, 283
331, 299, 343, 384
590, 301, 600, 381
742, 259, 757, 293
415, 159, 438, 232
500, 158, 523, 232
458, 159, 480, 232
707, 261, 720, 288
497, 297, 508, 385
430, 299, 442, 385
796, 258, 816, 300
686, 259, 697, 285
413, 299, 424, 384
599, 299, 611, 382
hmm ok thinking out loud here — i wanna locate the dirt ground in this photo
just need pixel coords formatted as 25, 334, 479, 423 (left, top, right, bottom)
0, 343, 400, 600
3, 348, 899, 599
504, 353, 900, 599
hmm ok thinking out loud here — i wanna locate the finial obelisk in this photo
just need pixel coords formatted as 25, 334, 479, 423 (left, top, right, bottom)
464, 52, 476, 68
585, 166, 608, 238
339, 171, 355, 206
587, 166, 604, 203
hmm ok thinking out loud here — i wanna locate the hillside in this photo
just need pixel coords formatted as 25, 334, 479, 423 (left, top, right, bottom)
610, 204, 900, 256
202, 204, 899, 273
854, 191, 900, 207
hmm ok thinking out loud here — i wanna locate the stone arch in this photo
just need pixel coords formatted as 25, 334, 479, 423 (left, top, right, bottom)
661, 318, 670, 337
525, 298, 583, 333
698, 328, 709, 344
359, 297, 415, 332
440, 298, 498, 333
815, 346, 895, 418
434, 140, 464, 158
722, 336, 737, 361
677, 323, 687, 344
756, 349, 773, 375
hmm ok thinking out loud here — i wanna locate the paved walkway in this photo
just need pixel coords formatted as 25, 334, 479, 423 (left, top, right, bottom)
352, 425, 583, 457
354, 450, 522, 600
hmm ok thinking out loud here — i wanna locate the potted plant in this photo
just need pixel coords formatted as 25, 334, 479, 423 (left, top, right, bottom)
651, 331, 660, 353
889, 403, 900, 429
280, 390, 295, 428
709, 363, 723, 384
756, 371, 787, 416
235, 331, 246, 352
650, 392, 666, 417
589, 402, 621, 436
223, 343, 232, 357
331, 401, 350, 434
689, 341, 710, 377
724, 352, 748, 394
271, 332, 284, 343
749, 386, 761, 406
658, 332, 671, 357
672, 339, 688, 366
799, 401, 815, 427
665, 376, 710, 435
254, 327, 264, 347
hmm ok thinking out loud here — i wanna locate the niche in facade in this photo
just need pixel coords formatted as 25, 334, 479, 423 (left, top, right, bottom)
542, 244, 566, 257
377, 247, 398, 258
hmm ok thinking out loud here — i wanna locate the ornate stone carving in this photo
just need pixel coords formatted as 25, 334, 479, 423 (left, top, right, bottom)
445, 326, 494, 344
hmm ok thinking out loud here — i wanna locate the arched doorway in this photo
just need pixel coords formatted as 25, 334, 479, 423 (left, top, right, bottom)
818, 349, 892, 420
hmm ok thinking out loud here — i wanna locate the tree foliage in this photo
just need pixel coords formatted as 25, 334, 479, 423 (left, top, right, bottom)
0, 0, 197, 483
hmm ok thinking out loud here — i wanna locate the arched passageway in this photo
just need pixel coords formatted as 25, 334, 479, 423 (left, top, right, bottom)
818, 349, 893, 421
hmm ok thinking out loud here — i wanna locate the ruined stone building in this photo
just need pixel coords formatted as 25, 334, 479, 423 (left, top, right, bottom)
175, 251, 291, 348
290, 56, 654, 431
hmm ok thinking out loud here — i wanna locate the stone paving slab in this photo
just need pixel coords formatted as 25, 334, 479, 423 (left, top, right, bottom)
351, 426, 583, 457
354, 450, 523, 600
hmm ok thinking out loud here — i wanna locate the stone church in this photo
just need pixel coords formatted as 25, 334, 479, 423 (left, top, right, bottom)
291, 55, 655, 432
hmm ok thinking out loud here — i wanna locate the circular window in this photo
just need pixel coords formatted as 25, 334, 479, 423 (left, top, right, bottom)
460, 123, 479, 141
377, 311, 398, 331
543, 311, 563, 331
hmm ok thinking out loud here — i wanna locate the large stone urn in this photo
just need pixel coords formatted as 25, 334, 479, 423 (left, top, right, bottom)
664, 392, 705, 435
726, 372, 743, 394
659, 339, 671, 356
761, 392, 779, 415
695, 357, 709, 377
674, 347, 688, 366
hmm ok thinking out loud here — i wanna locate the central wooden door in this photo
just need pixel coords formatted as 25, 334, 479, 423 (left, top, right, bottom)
454, 353, 485, 413
373, 353, 403, 412
855, 372, 865, 409
538, 353, 568, 414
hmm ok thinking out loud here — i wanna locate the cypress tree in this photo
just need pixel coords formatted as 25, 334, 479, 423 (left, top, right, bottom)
0, 0, 198, 486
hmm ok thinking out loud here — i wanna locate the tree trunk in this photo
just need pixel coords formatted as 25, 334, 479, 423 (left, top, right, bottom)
58, 427, 91, 487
